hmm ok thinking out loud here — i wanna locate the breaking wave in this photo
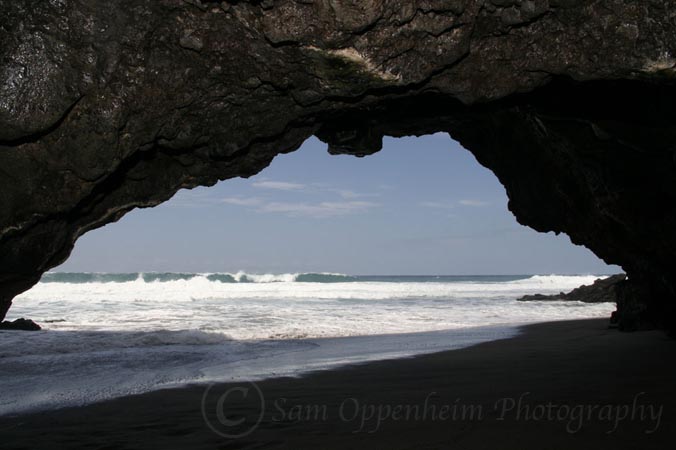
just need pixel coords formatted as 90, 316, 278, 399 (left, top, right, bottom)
4, 272, 617, 415
38, 272, 603, 286
39, 271, 358, 284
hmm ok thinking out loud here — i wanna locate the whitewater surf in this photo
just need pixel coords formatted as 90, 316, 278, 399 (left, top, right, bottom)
1, 273, 616, 414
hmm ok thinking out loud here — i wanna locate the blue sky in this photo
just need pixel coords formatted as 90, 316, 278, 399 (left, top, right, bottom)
57, 133, 619, 275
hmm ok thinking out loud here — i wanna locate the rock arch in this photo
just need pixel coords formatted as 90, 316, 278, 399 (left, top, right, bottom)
1, 0, 675, 329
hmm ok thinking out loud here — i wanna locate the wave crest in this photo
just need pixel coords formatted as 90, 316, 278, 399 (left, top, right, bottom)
40, 271, 358, 284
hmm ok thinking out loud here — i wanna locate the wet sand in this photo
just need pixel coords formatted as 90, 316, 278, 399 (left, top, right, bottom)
1, 318, 675, 449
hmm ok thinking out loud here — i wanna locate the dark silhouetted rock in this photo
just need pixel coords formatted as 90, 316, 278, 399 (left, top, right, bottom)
519, 274, 627, 304
0, 318, 42, 331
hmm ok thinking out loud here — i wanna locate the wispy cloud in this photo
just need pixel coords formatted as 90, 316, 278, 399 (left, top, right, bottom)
335, 189, 362, 199
223, 180, 380, 217
257, 201, 378, 218
252, 180, 305, 191
420, 201, 455, 210
459, 199, 489, 207
221, 197, 263, 206
332, 189, 380, 200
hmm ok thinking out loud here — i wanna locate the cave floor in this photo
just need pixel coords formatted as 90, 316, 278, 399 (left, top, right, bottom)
1, 318, 675, 449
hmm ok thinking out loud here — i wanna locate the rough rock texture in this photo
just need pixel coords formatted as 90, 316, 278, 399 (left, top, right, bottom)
1, 1, 676, 330
518, 274, 626, 303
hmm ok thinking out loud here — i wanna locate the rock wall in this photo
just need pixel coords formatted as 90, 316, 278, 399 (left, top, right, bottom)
1, 0, 675, 329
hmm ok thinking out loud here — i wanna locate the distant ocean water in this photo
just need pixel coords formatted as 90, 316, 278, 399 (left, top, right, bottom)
0, 272, 615, 415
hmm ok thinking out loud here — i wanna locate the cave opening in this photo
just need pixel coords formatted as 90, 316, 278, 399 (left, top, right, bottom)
0, 134, 624, 415
48, 134, 615, 276
6, 132, 620, 334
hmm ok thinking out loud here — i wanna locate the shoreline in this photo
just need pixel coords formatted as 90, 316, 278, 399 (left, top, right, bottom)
2, 318, 675, 449
0, 323, 520, 416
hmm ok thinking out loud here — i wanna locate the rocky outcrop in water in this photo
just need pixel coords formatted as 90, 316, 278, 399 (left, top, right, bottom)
518, 274, 626, 303
0, 318, 42, 331
1, 1, 675, 331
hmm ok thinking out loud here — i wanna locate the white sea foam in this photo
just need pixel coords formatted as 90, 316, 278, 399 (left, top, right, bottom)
232, 271, 297, 283
0, 274, 616, 415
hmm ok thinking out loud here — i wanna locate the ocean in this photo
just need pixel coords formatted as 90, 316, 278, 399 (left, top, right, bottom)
0, 273, 615, 415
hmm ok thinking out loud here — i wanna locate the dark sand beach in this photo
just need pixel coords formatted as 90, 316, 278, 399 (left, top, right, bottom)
1, 318, 674, 449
